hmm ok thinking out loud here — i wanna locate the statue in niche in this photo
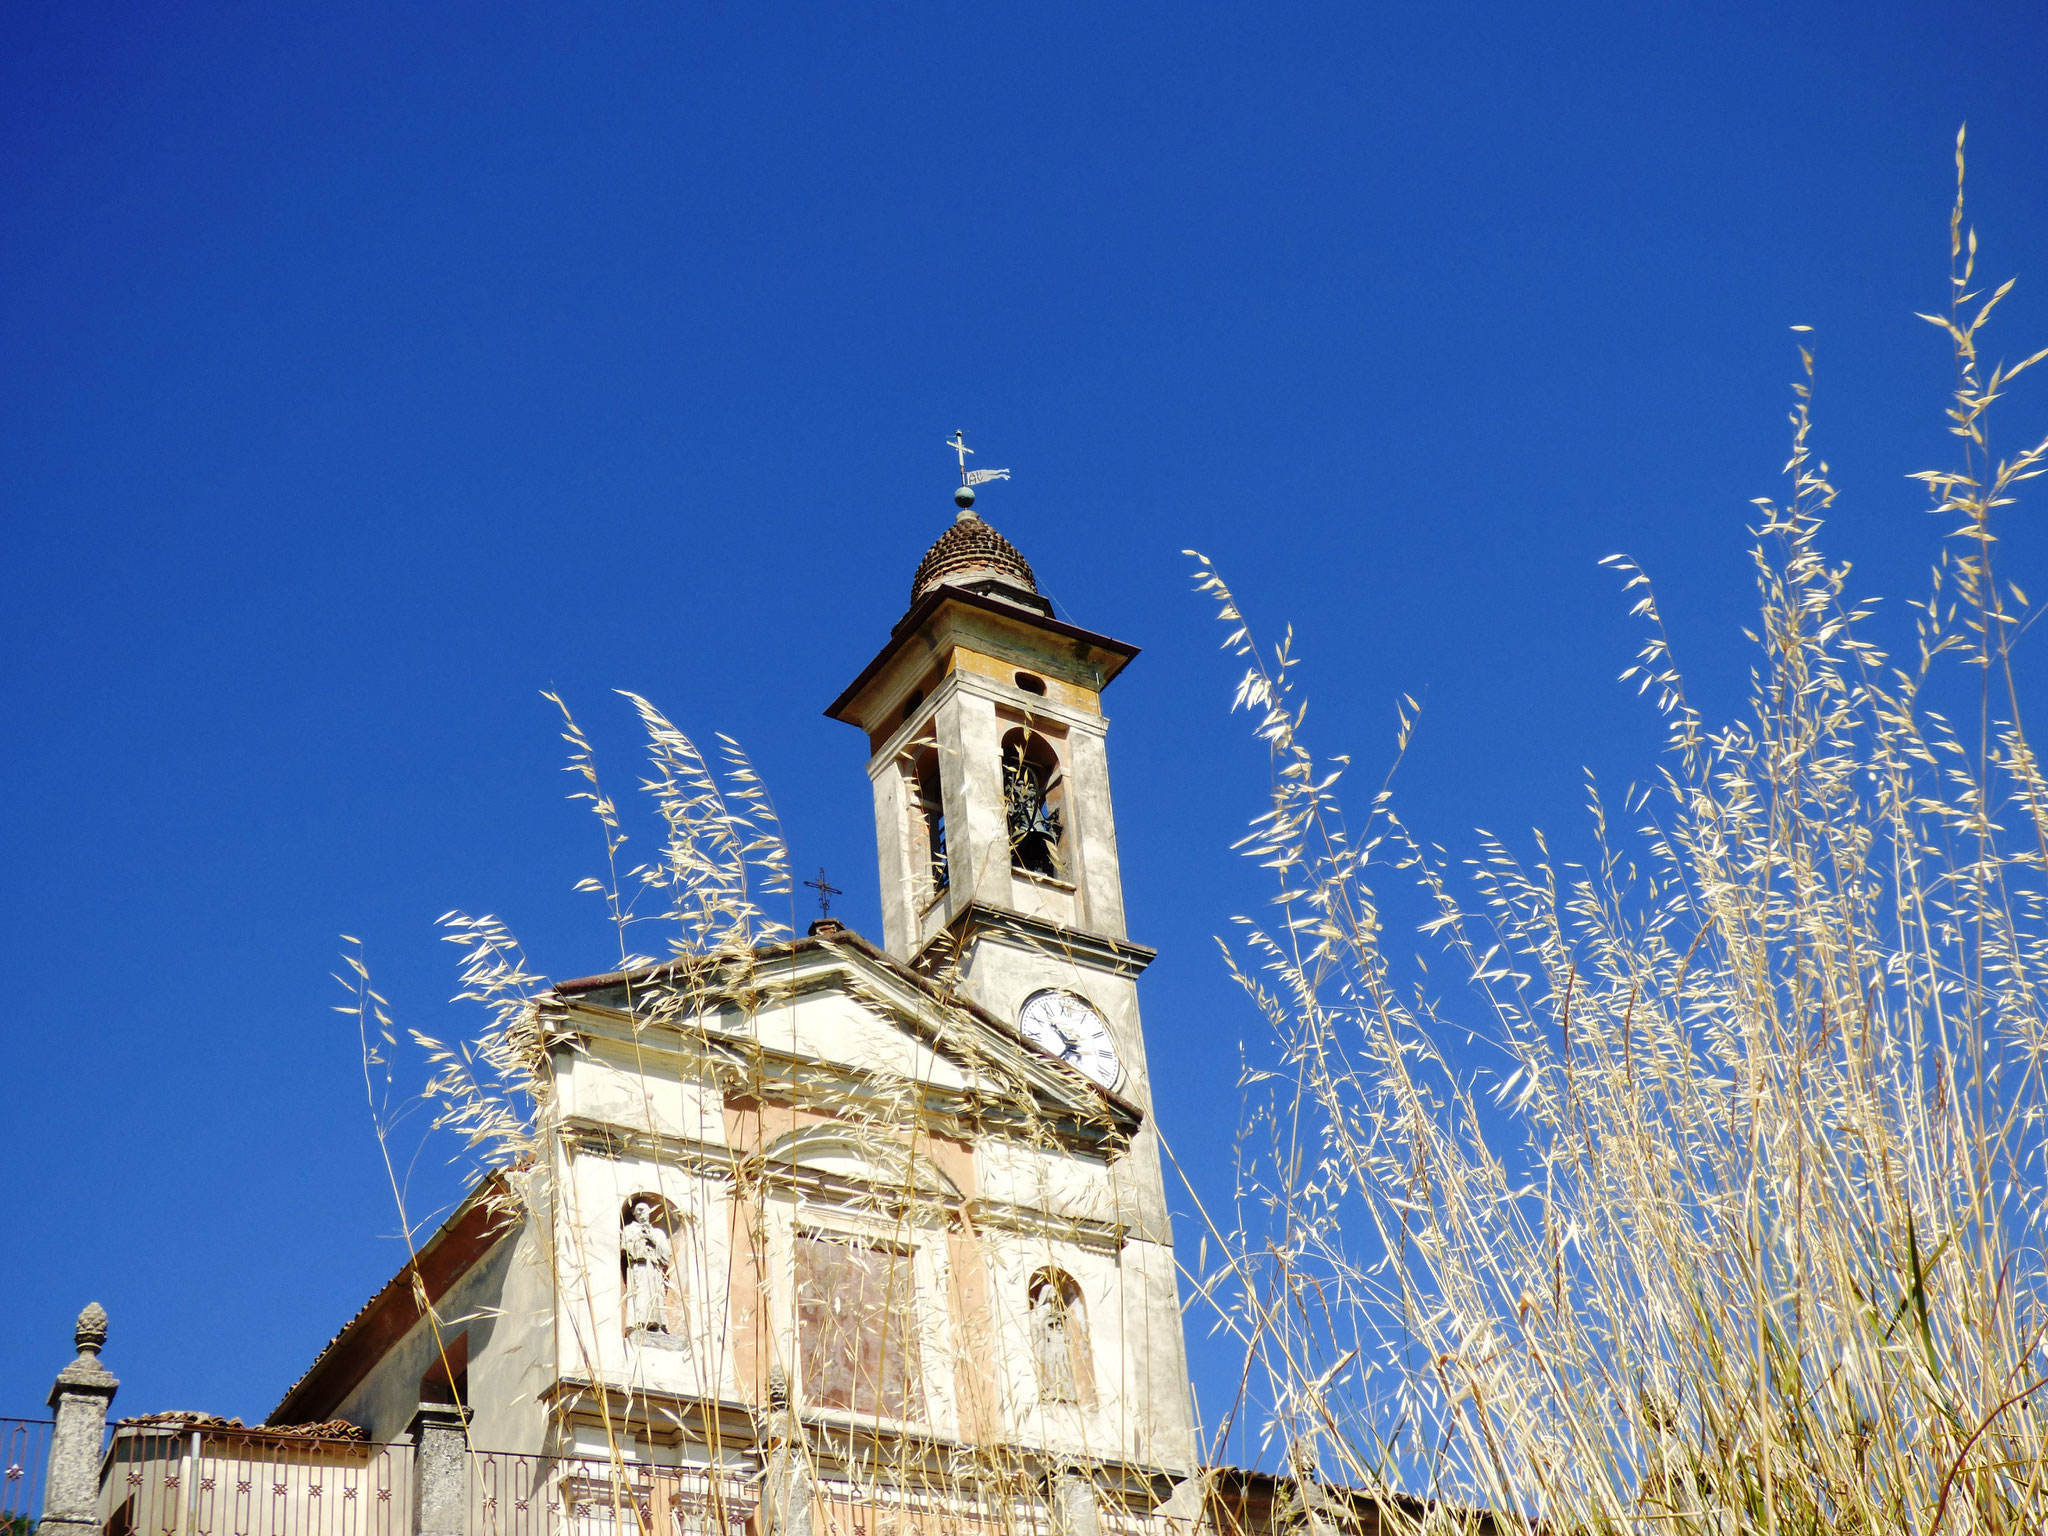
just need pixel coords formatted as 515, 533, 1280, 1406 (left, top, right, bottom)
621, 1199, 674, 1333
1030, 1269, 1094, 1405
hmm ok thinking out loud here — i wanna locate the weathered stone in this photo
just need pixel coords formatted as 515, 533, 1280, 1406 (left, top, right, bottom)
42, 1303, 119, 1536
409, 1402, 471, 1536
757, 1368, 812, 1536
1050, 1465, 1101, 1536
1155, 1470, 1214, 1536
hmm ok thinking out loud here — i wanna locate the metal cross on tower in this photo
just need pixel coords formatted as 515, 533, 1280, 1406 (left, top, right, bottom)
802, 866, 842, 919
946, 430, 1011, 490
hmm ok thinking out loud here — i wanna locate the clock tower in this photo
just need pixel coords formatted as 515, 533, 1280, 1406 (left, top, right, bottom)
826, 463, 1192, 1460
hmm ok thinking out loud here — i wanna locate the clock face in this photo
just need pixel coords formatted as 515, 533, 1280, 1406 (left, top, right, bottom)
1018, 990, 1122, 1090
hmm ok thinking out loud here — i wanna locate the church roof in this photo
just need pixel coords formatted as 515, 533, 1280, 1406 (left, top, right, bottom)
910, 512, 1036, 605
267, 1173, 516, 1428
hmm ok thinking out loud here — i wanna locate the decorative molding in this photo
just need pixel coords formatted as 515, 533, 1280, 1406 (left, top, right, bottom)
932, 903, 1157, 980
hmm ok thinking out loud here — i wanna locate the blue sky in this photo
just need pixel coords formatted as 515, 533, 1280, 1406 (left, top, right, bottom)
6, 1, 2048, 1442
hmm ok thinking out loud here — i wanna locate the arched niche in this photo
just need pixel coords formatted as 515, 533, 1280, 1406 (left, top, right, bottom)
1028, 1266, 1097, 1407
619, 1191, 690, 1339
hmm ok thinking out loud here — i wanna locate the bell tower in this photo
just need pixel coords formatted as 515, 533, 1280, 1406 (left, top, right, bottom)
826, 451, 1192, 1472
825, 468, 1158, 1100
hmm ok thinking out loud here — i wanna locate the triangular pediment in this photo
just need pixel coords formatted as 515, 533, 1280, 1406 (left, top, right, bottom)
551, 928, 1140, 1155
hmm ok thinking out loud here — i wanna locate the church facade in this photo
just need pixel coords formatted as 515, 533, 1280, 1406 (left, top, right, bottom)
262, 480, 1204, 1536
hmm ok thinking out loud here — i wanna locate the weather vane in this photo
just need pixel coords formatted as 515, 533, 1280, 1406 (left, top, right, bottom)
945, 430, 1010, 512
803, 866, 842, 920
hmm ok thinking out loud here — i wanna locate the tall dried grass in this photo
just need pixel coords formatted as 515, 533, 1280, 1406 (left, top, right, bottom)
1182, 130, 2048, 1533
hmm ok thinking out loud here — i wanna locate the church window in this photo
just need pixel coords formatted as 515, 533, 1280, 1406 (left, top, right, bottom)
902, 687, 924, 723
1002, 729, 1065, 878
795, 1233, 925, 1421
912, 747, 947, 895
1014, 671, 1046, 696
1028, 1269, 1095, 1406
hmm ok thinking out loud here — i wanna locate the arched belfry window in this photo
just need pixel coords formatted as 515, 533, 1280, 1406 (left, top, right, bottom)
1028, 1268, 1096, 1406
1002, 729, 1065, 878
911, 746, 947, 896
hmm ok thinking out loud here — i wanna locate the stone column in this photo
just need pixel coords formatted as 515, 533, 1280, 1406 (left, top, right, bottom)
756, 1369, 811, 1536
42, 1302, 118, 1536
1049, 1465, 1101, 1536
1154, 1471, 1214, 1536
409, 1403, 472, 1536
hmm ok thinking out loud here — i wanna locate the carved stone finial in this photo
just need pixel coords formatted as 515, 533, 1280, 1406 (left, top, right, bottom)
75, 1302, 108, 1356
767, 1365, 790, 1412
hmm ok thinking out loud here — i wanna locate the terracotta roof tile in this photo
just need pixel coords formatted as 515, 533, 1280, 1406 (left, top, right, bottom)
911, 515, 1035, 605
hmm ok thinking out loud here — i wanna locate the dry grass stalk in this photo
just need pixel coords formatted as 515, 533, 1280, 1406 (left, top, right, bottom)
1180, 128, 2048, 1535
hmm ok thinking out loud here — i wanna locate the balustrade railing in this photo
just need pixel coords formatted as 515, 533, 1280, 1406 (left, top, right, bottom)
469, 1454, 751, 1536
75, 1431, 1177, 1536
3, 1418, 54, 1532
466, 1452, 1176, 1536
99, 1425, 412, 1536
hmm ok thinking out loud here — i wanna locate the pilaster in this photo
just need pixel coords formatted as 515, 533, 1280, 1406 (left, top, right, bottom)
934, 688, 1008, 914
1061, 726, 1127, 941
869, 752, 916, 958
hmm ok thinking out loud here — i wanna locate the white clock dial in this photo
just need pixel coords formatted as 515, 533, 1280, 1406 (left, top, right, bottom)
1018, 990, 1122, 1090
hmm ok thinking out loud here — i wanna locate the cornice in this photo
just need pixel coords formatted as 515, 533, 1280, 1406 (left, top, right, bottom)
825, 586, 1138, 731
925, 902, 1157, 980
555, 1114, 1126, 1251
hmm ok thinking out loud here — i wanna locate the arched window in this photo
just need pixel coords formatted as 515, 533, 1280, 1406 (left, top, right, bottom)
1002, 729, 1065, 878
1028, 1268, 1096, 1406
910, 746, 947, 896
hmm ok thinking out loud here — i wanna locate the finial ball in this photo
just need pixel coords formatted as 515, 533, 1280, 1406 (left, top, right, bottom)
953, 483, 976, 511
75, 1301, 108, 1355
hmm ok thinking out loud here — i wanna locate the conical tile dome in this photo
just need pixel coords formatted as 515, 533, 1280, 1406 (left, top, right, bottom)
910, 512, 1037, 606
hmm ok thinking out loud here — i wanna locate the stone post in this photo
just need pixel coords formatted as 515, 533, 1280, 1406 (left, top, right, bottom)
409, 1403, 472, 1536
42, 1302, 119, 1536
1155, 1471, 1214, 1536
1049, 1465, 1101, 1536
756, 1368, 812, 1536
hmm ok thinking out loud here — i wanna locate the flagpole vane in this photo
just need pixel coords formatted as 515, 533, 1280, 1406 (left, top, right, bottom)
944, 430, 1010, 519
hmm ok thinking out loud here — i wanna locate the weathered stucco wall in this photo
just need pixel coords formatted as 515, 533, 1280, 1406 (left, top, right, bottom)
329, 1215, 552, 1454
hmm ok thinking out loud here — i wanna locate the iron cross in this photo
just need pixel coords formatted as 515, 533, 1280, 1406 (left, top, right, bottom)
803, 866, 843, 919
946, 429, 974, 484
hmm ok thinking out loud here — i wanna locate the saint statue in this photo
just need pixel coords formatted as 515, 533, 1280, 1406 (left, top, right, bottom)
621, 1200, 674, 1333
1030, 1271, 1091, 1403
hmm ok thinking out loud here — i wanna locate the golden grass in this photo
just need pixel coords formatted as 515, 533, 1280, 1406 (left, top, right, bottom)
1178, 127, 2048, 1534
